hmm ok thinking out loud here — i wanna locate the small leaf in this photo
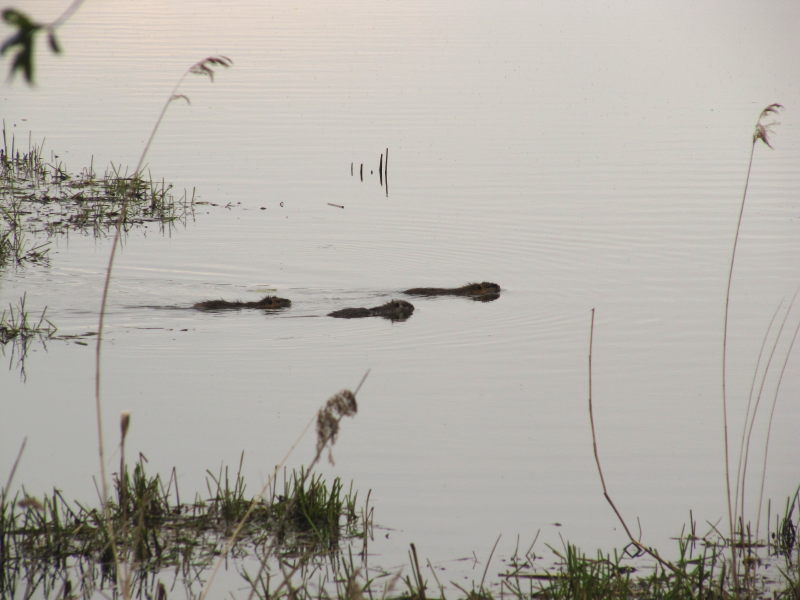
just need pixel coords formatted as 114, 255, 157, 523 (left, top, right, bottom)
9, 44, 34, 83
47, 31, 61, 54
2, 9, 34, 28
170, 94, 191, 105
1, 9, 42, 83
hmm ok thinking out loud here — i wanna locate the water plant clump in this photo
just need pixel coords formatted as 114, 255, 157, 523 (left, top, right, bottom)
272, 466, 361, 550
0, 456, 369, 599
0, 292, 56, 379
0, 126, 196, 268
0, 135, 52, 266
0, 292, 55, 346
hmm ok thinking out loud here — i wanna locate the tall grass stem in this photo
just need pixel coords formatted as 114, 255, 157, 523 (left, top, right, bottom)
723, 102, 782, 581
756, 297, 800, 539
91, 56, 231, 598
722, 140, 755, 562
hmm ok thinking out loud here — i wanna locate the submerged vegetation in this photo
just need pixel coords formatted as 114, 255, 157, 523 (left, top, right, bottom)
0, 293, 55, 346
0, 126, 196, 269
1, 455, 798, 599
0, 293, 56, 380
0, 126, 197, 375
500, 513, 799, 600
1, 379, 369, 599
1, 349, 798, 599
0, 457, 367, 599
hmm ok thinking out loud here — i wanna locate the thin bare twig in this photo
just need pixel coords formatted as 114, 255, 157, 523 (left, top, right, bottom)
587, 308, 680, 575
50, 0, 87, 29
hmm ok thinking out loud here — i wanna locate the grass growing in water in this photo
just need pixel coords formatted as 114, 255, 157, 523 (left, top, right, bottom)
0, 455, 368, 598
0, 292, 56, 379
2, 416, 798, 600
0, 126, 196, 255
272, 467, 361, 549
721, 104, 784, 583
0, 292, 55, 345
578, 104, 798, 600
0, 126, 198, 372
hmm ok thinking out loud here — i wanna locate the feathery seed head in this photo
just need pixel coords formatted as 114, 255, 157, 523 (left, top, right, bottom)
754, 103, 784, 149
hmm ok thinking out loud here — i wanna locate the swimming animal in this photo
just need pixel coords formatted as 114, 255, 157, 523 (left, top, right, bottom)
402, 282, 500, 302
328, 299, 415, 322
193, 295, 291, 311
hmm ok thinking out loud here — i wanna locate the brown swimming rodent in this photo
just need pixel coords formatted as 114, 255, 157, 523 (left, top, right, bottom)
328, 299, 415, 322
402, 282, 500, 302
193, 295, 291, 311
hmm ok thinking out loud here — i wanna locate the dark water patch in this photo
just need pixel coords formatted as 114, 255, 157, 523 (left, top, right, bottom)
0, 456, 369, 600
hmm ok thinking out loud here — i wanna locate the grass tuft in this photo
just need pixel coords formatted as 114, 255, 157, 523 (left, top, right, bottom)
0, 129, 196, 247
0, 455, 368, 598
0, 293, 56, 379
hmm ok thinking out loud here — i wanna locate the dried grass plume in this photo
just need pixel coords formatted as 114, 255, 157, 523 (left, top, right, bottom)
316, 389, 358, 464
754, 103, 783, 149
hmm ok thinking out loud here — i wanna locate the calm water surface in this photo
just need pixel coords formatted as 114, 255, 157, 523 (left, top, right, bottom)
2, 0, 800, 592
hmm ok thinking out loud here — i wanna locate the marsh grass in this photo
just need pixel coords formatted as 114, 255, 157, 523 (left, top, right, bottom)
493, 510, 798, 600
770, 488, 799, 559
587, 303, 799, 599
579, 104, 798, 600
0, 127, 196, 249
0, 128, 196, 375
0, 222, 50, 267
523, 540, 725, 600
1, 450, 798, 599
273, 467, 361, 549
0, 455, 367, 599
0, 292, 56, 379
0, 292, 55, 345
722, 104, 784, 577
371, 517, 795, 600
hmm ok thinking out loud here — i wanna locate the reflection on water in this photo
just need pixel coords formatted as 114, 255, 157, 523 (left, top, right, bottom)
2, 0, 800, 594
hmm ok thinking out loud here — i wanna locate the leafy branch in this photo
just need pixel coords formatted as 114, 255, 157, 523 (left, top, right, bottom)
1, 0, 86, 84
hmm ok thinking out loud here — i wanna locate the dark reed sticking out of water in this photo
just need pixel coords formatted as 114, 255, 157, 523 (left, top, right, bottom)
349, 147, 389, 198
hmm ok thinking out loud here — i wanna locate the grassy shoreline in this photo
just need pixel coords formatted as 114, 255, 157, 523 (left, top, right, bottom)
1, 450, 797, 599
